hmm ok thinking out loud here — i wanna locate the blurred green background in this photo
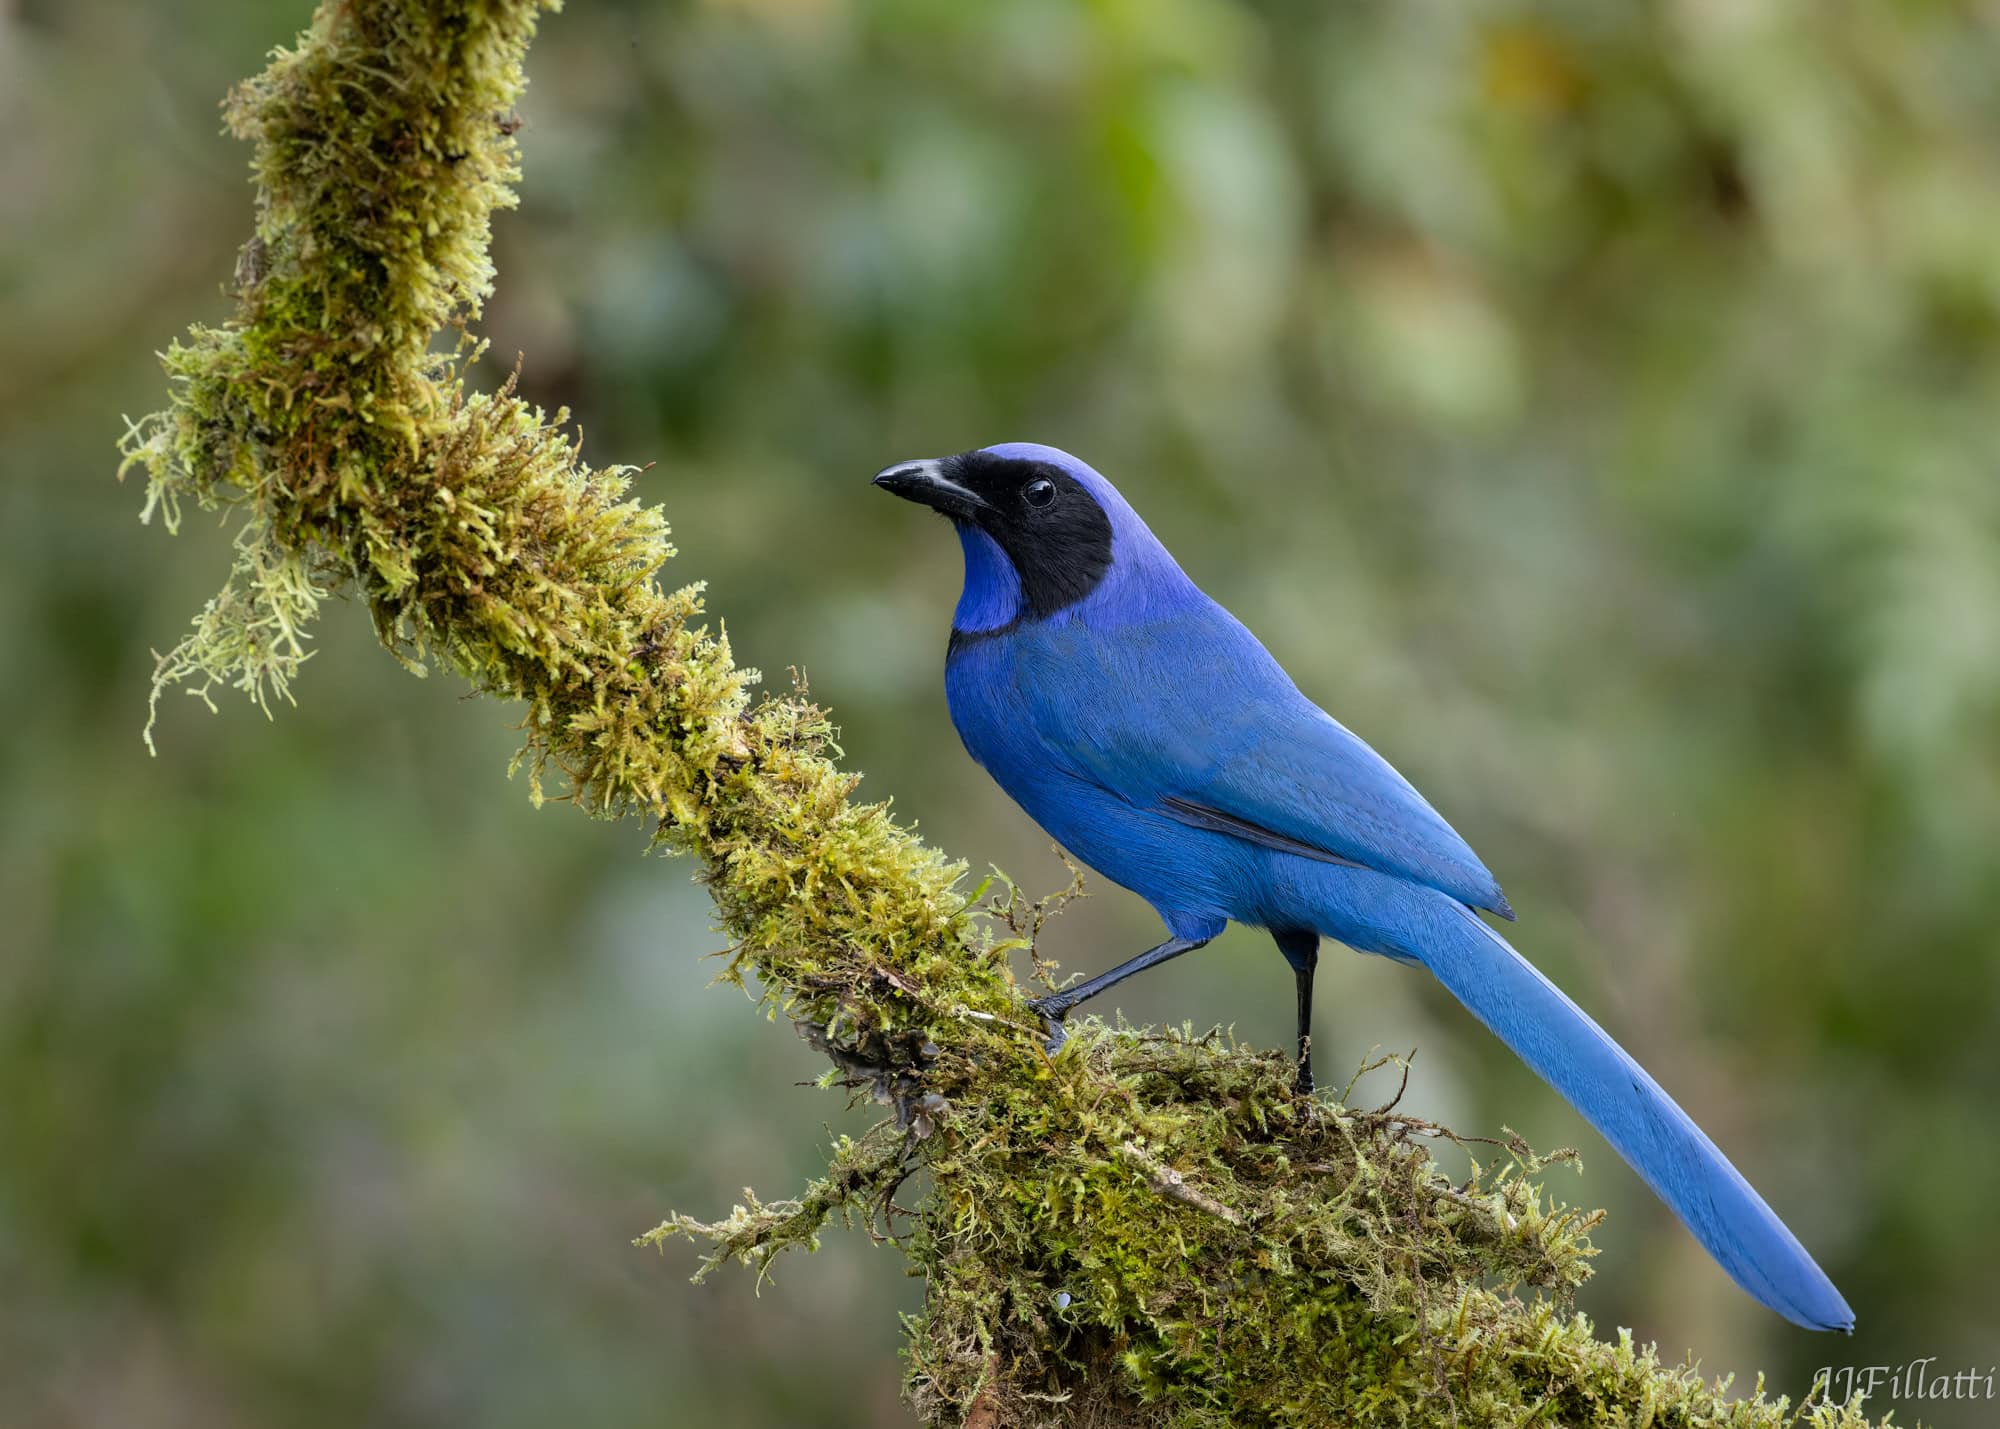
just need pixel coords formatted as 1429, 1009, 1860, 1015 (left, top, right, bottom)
5, 0, 1999, 1423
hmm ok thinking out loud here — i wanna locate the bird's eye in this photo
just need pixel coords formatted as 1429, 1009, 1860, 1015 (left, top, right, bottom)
1022, 478, 1057, 509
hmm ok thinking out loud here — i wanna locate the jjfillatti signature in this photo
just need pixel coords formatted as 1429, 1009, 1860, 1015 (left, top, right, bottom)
1816, 1359, 1996, 1407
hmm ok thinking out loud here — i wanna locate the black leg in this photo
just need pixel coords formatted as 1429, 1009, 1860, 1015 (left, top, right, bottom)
1273, 929, 1320, 1095
1292, 960, 1317, 1095
1028, 934, 1210, 1050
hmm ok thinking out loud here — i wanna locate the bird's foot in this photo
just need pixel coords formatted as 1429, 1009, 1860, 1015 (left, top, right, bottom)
1292, 1063, 1315, 1098
1025, 995, 1072, 1054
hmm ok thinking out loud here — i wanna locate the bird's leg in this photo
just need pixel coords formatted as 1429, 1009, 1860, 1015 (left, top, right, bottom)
1027, 935, 1209, 1052
1292, 960, 1317, 1095
1273, 928, 1320, 1095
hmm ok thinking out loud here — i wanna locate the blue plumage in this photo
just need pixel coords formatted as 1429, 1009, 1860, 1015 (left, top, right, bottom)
874, 441, 1853, 1332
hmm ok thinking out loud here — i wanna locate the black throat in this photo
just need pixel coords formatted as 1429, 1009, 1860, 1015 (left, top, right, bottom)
945, 450, 1115, 621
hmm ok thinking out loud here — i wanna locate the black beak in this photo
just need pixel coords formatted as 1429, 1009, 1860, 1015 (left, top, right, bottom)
871, 458, 989, 521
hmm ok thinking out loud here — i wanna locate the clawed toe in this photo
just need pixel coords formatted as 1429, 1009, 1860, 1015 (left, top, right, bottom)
1026, 996, 1071, 1054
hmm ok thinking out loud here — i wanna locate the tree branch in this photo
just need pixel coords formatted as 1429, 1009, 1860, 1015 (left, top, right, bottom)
116, 4, 1878, 1425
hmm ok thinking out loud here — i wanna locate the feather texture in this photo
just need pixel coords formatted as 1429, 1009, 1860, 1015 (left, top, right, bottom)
889, 440, 1851, 1330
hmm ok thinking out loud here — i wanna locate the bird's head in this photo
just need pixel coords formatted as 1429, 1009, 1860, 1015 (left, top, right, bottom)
872, 443, 1142, 625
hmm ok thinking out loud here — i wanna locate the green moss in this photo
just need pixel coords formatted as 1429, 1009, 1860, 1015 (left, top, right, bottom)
119, 4, 1886, 1425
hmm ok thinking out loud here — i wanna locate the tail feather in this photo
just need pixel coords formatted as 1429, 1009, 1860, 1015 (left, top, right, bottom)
1401, 900, 1852, 1331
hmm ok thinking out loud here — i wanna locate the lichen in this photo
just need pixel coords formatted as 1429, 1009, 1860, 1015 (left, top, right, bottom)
117, 4, 1885, 1425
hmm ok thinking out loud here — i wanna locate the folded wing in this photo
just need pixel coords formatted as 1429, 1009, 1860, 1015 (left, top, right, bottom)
1017, 602, 1511, 917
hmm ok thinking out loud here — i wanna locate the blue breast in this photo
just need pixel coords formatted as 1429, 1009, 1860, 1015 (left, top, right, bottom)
946, 624, 1260, 939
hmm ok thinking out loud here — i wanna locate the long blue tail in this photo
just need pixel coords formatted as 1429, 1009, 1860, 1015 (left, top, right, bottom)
1380, 895, 1852, 1331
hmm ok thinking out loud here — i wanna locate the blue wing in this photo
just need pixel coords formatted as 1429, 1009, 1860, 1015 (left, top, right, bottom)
992, 593, 1853, 1332
1013, 599, 1511, 917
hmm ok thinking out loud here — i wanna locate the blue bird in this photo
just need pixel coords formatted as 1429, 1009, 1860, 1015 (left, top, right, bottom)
873, 441, 1853, 1333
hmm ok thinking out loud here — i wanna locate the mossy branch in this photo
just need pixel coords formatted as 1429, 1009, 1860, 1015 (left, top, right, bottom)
117, 5, 1882, 1425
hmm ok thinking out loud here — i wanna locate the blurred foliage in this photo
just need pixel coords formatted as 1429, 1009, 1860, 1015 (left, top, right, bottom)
3, 0, 1998, 1424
